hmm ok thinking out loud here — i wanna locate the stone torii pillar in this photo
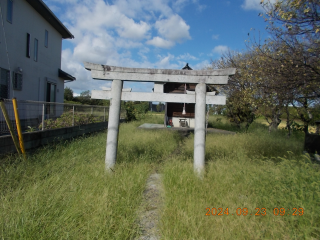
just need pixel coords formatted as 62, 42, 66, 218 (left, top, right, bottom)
84, 62, 236, 175
105, 80, 122, 170
194, 83, 206, 175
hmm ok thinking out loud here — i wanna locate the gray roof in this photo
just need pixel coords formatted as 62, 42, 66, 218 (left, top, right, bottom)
59, 69, 76, 82
25, 0, 74, 39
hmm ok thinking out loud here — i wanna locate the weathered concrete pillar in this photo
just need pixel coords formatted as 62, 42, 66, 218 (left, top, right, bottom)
106, 80, 123, 171
194, 83, 206, 176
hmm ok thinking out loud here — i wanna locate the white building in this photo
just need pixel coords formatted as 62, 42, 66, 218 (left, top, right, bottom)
0, 0, 75, 103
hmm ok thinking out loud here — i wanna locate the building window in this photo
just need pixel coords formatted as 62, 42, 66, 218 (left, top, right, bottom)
45, 30, 48, 48
46, 82, 56, 116
13, 72, 22, 90
0, 68, 10, 99
7, 0, 13, 23
26, 33, 30, 58
34, 38, 38, 62
46, 82, 56, 102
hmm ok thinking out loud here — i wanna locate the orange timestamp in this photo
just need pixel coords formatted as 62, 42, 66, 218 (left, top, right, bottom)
205, 207, 304, 216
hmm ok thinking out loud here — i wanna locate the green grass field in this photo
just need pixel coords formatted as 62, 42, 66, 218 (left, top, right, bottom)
161, 117, 319, 239
0, 113, 319, 239
208, 114, 317, 133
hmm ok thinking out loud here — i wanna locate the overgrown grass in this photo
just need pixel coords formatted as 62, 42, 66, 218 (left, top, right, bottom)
0, 115, 180, 239
208, 114, 317, 134
160, 116, 320, 239
1, 113, 319, 239
208, 114, 244, 132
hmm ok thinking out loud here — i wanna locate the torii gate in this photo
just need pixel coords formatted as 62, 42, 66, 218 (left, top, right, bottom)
84, 62, 236, 175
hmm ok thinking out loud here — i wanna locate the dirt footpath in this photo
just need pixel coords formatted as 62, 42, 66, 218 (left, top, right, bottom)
137, 173, 163, 240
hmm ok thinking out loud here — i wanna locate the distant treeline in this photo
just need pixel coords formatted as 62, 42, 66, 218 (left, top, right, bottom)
64, 88, 109, 106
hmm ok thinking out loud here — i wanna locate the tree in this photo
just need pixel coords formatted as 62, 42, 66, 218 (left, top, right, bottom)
261, 0, 320, 36
156, 104, 161, 112
124, 101, 149, 121
80, 90, 91, 98
209, 0, 320, 134
212, 45, 295, 132
257, 0, 320, 133
156, 103, 164, 112
74, 90, 91, 105
64, 87, 73, 101
211, 51, 259, 130
259, 0, 320, 89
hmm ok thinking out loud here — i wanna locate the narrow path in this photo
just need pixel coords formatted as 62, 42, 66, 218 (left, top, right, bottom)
137, 173, 163, 240
136, 131, 188, 240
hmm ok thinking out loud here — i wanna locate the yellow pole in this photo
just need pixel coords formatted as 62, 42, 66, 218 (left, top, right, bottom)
12, 98, 26, 159
0, 99, 21, 154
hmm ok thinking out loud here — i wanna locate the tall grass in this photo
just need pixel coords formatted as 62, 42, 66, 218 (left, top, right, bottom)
160, 118, 320, 239
0, 115, 179, 239
1, 113, 319, 239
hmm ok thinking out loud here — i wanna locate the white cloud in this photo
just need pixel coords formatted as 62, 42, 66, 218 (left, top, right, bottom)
43, 0, 196, 93
143, 0, 173, 17
156, 54, 179, 69
192, 60, 210, 70
73, 33, 117, 64
146, 37, 175, 48
112, 0, 146, 18
44, 0, 80, 4
117, 19, 151, 40
176, 53, 198, 61
138, 47, 150, 61
241, 0, 262, 11
212, 45, 229, 55
46, 3, 61, 13
61, 48, 112, 92
172, 0, 206, 12
113, 0, 173, 19
147, 14, 191, 48
65, 1, 151, 41
114, 38, 143, 49
191, 0, 206, 12
172, 0, 189, 12
242, 0, 275, 11
155, 15, 191, 42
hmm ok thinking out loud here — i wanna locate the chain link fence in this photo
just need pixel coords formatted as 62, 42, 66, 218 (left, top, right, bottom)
0, 99, 126, 136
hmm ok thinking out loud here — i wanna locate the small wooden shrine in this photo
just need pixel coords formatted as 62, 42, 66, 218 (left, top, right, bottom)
164, 64, 217, 128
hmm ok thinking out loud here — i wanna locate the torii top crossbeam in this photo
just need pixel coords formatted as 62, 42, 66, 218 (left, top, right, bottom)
84, 62, 236, 84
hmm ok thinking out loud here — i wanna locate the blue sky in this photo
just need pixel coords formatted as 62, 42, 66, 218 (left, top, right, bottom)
43, 0, 273, 95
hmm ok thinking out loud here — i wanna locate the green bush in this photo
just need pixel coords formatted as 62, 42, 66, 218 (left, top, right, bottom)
125, 102, 149, 122
40, 111, 102, 130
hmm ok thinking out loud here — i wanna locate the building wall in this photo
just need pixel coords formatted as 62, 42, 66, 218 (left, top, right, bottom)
0, 0, 64, 102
